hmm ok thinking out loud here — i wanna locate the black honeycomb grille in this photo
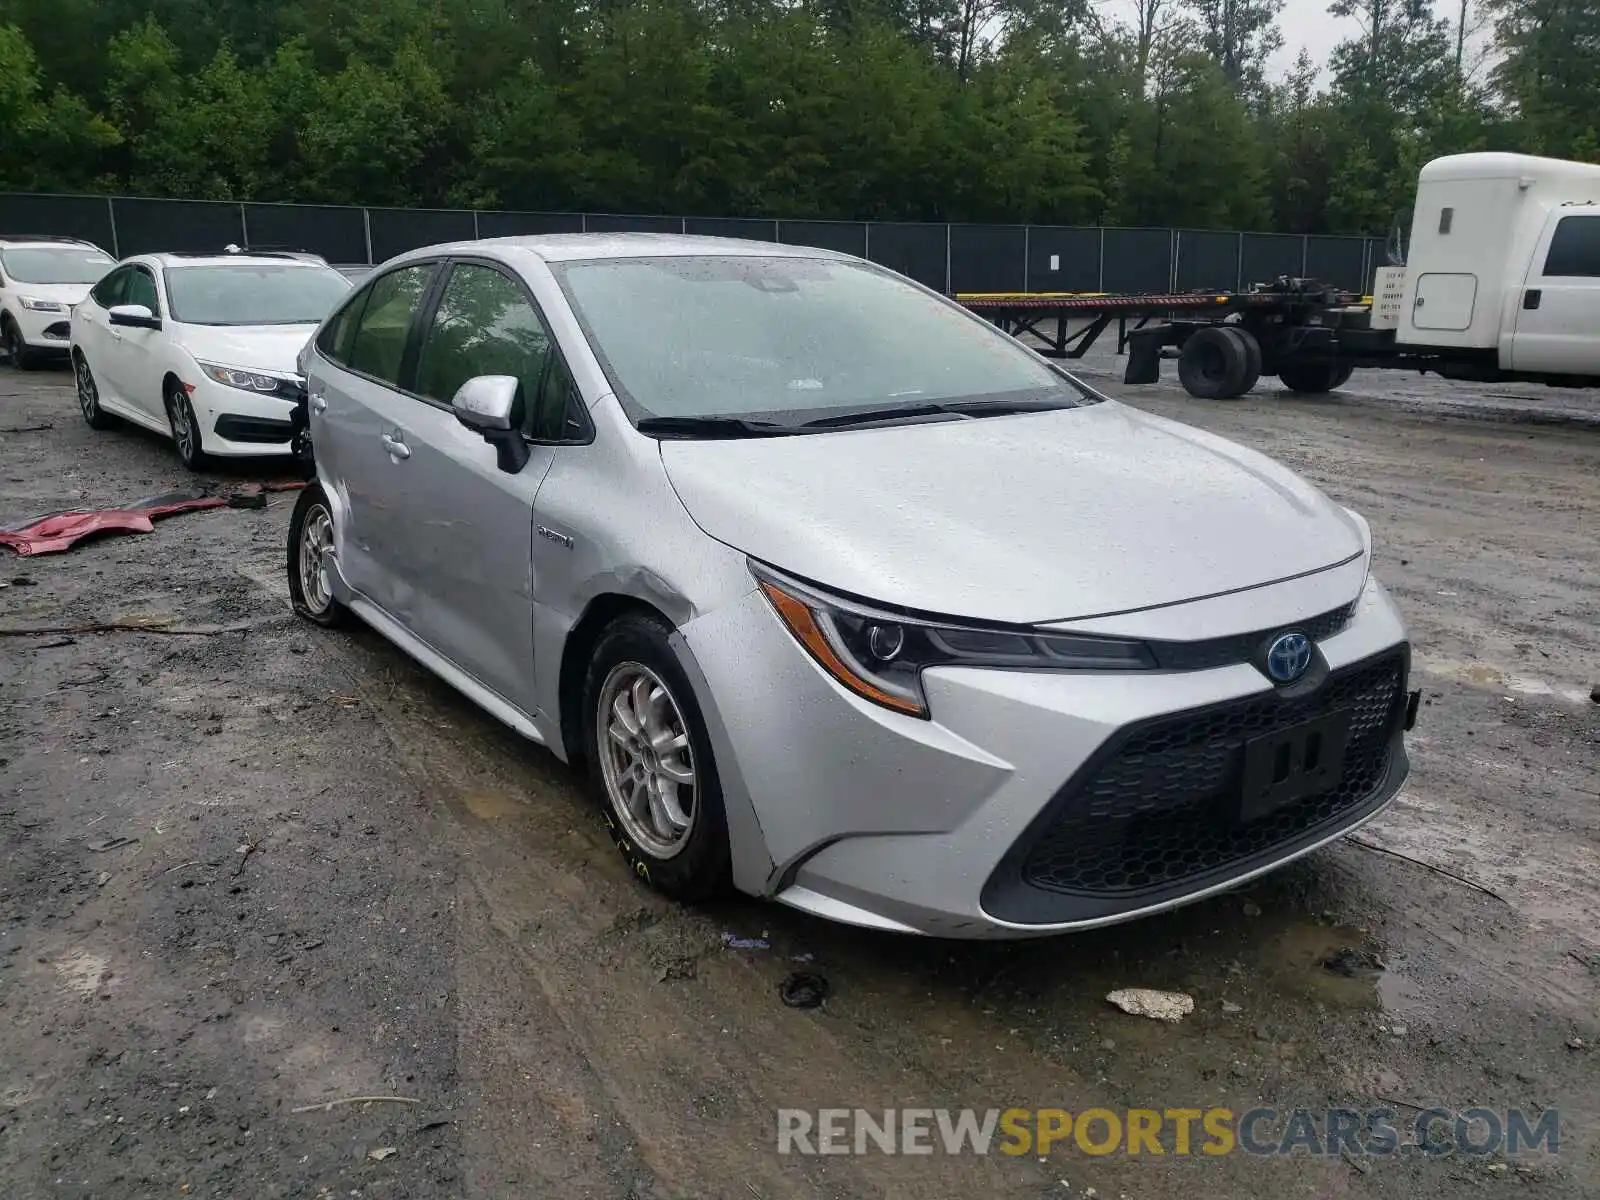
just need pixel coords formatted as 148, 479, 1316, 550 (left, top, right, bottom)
1019, 653, 1404, 896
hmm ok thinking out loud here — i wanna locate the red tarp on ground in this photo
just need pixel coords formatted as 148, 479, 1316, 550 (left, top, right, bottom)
0, 482, 306, 557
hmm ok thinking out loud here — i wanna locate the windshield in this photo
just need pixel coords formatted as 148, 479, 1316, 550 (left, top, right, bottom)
1, 246, 114, 285
165, 264, 352, 326
552, 255, 1094, 424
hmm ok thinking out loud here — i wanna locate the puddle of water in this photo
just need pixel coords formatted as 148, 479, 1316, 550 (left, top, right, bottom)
461, 790, 523, 821
55, 950, 112, 996
1415, 655, 1591, 705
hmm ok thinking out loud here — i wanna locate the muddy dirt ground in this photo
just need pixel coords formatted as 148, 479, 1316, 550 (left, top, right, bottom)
1, 355, 1596, 1200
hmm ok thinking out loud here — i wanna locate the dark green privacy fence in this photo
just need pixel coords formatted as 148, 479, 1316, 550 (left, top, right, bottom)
0, 192, 1390, 296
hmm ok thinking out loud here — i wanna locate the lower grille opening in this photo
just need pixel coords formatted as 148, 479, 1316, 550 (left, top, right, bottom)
213, 414, 294, 444
1017, 651, 1406, 898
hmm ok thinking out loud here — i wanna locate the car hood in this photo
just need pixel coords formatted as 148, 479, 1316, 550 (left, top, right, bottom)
12, 282, 94, 306
175, 324, 317, 375
658, 400, 1366, 626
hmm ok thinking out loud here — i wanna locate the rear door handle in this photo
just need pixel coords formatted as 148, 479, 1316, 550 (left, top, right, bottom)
1523, 289, 1542, 310
381, 433, 410, 460
310, 393, 327, 413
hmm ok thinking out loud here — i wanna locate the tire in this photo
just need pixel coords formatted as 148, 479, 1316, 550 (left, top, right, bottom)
1329, 364, 1355, 389
1177, 326, 1250, 399
3, 319, 40, 371
73, 351, 115, 430
1278, 362, 1348, 394
1222, 326, 1262, 397
286, 482, 350, 628
582, 612, 731, 902
165, 380, 210, 471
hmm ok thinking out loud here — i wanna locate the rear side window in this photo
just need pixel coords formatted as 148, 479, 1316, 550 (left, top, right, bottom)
347, 264, 436, 386
317, 287, 368, 366
1542, 214, 1600, 277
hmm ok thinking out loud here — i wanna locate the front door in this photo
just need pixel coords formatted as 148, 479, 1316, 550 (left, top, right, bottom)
1510, 210, 1600, 375
377, 260, 571, 714
101, 265, 167, 422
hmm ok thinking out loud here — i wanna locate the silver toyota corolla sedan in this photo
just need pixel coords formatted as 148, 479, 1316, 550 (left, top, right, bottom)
286, 233, 1419, 939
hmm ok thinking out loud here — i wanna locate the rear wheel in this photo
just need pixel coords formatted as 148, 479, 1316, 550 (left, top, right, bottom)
1222, 326, 1262, 397
1177, 325, 1250, 399
1278, 362, 1351, 394
582, 612, 731, 902
286, 482, 350, 627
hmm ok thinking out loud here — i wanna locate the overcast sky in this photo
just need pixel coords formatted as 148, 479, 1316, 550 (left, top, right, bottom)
1267, 0, 1352, 77
1096, 0, 1359, 84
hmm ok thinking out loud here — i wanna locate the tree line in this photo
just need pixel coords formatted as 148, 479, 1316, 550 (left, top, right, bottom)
1, 0, 1596, 236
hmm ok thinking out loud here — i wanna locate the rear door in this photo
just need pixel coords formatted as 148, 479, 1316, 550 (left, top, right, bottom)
1510, 210, 1600, 375
309, 260, 442, 610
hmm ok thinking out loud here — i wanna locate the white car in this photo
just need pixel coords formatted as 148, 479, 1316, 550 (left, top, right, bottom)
69, 251, 353, 469
0, 235, 116, 369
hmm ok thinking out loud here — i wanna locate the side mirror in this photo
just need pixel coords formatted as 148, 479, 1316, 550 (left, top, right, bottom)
109, 304, 161, 330
451, 375, 530, 474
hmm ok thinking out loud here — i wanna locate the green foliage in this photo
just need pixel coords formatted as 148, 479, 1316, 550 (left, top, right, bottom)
0, 0, 1593, 233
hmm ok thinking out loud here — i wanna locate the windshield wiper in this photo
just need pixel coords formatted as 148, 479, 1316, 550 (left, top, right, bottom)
635, 415, 798, 439
798, 396, 1076, 430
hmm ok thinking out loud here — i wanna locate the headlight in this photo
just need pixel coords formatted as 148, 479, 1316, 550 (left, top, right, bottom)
197, 362, 290, 393
19, 297, 65, 312
751, 561, 1155, 719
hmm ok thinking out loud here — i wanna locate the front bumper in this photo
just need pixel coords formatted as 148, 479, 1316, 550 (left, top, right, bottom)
188, 377, 302, 457
12, 304, 73, 352
679, 573, 1413, 939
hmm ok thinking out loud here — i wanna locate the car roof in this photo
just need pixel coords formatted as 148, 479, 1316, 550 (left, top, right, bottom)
0, 235, 109, 250
390, 231, 855, 266
139, 252, 342, 269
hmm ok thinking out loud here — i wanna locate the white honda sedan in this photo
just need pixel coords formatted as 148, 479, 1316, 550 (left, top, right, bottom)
70, 251, 352, 469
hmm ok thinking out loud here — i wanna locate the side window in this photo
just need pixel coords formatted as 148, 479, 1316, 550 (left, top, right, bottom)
415, 263, 565, 439
124, 267, 160, 314
348, 264, 436, 385
317, 286, 370, 367
1542, 215, 1600, 278
91, 267, 129, 309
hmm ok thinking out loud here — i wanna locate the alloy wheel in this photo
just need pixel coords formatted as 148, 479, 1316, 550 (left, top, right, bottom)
596, 663, 698, 859
76, 357, 99, 420
297, 503, 335, 614
168, 390, 196, 463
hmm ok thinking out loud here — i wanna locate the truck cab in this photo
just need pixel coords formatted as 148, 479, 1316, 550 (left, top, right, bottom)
1394, 153, 1600, 380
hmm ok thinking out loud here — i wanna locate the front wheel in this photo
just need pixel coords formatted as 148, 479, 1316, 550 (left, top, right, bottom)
166, 381, 210, 471
582, 613, 731, 901
74, 352, 115, 430
286, 482, 350, 627
3, 320, 40, 371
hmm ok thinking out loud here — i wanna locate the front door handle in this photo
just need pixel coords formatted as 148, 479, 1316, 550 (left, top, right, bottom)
1523, 289, 1542, 310
381, 433, 410, 460
310, 394, 327, 413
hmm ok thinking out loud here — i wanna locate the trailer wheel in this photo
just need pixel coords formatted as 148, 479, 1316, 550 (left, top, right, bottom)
1177, 326, 1250, 399
1222, 327, 1262, 397
1278, 362, 1350, 394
